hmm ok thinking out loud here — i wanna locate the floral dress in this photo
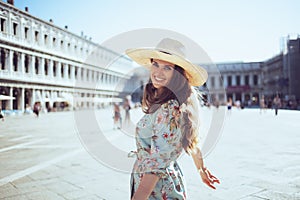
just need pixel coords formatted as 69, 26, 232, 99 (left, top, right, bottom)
130, 99, 186, 199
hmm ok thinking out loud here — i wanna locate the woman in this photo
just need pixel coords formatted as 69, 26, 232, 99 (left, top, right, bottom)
113, 103, 122, 129
126, 38, 220, 199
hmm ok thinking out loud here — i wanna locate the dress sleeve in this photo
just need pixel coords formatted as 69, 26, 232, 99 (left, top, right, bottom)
141, 99, 183, 178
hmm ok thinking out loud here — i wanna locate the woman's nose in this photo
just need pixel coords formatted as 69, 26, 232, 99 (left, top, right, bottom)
153, 66, 163, 74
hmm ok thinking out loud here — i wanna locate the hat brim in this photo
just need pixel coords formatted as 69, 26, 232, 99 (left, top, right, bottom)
126, 48, 208, 86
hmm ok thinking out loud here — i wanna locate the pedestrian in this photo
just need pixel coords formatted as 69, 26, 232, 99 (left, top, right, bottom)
123, 95, 132, 125
113, 102, 122, 129
0, 107, 4, 121
260, 95, 266, 114
227, 97, 233, 114
33, 102, 40, 117
273, 94, 281, 116
126, 38, 220, 199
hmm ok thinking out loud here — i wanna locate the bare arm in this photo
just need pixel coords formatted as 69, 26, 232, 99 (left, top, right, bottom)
131, 173, 159, 200
191, 147, 220, 189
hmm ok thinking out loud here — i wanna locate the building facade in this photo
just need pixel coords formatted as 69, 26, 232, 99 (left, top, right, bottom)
286, 37, 300, 101
203, 36, 300, 109
0, 1, 131, 113
203, 62, 263, 106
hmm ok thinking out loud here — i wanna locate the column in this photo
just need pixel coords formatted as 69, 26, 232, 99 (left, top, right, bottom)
241, 93, 245, 103
232, 93, 236, 103
31, 89, 36, 108
63, 63, 68, 80
249, 73, 254, 86
223, 74, 228, 88
241, 74, 245, 85
4, 49, 9, 70
20, 88, 25, 112
232, 74, 236, 86
31, 55, 36, 76
39, 57, 45, 76
89, 70, 93, 83
77, 67, 81, 81
57, 61, 62, 79
258, 74, 262, 85
8, 87, 13, 110
82, 68, 86, 82
8, 49, 13, 72
49, 59, 53, 78
70, 65, 75, 80
20, 53, 25, 74
40, 90, 45, 112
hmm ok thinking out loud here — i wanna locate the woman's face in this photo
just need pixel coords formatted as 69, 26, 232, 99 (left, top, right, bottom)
150, 59, 175, 90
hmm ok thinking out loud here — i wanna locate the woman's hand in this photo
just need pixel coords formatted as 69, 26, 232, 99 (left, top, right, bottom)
199, 167, 220, 189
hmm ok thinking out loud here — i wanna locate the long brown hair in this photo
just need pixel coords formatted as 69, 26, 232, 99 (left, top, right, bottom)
142, 61, 200, 154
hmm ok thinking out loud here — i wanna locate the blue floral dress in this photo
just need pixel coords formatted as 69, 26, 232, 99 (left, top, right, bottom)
130, 99, 187, 199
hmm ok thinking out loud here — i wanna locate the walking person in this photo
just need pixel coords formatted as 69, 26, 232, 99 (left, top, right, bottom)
33, 102, 40, 117
260, 95, 266, 114
0, 107, 4, 121
123, 96, 132, 126
227, 97, 233, 115
113, 103, 122, 129
273, 94, 281, 116
126, 38, 219, 199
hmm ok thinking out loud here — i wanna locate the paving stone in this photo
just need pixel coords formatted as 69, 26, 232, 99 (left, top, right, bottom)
0, 108, 299, 199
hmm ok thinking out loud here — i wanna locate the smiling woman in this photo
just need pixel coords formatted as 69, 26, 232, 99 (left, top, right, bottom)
126, 38, 219, 199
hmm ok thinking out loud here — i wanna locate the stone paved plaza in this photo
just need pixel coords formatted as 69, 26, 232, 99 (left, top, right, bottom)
0, 106, 299, 200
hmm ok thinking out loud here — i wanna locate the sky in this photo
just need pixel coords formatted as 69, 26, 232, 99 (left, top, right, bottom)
12, 0, 300, 63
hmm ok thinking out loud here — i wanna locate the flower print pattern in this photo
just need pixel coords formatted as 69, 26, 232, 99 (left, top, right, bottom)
130, 99, 186, 199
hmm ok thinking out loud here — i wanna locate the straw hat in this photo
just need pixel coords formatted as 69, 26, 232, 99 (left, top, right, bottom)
125, 38, 208, 86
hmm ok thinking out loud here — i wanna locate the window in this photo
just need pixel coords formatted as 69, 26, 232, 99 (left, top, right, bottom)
53, 37, 56, 47
75, 67, 78, 79
1, 49, 6, 70
68, 65, 71, 78
24, 55, 29, 73
44, 59, 48, 75
53, 61, 56, 77
227, 76, 232, 86
13, 52, 18, 71
253, 75, 258, 85
34, 31, 39, 42
24, 27, 29, 39
0, 18, 6, 32
61, 63, 64, 77
35, 57, 39, 74
44, 34, 48, 45
236, 75, 241, 85
245, 75, 249, 85
13, 22, 18, 36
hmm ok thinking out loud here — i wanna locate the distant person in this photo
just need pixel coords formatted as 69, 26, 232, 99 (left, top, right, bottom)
227, 97, 233, 114
260, 95, 266, 114
235, 99, 241, 109
33, 102, 40, 117
113, 103, 122, 129
0, 107, 4, 121
123, 96, 132, 125
273, 95, 281, 116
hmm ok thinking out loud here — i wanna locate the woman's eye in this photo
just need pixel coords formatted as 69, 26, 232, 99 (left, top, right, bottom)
164, 66, 172, 71
152, 63, 159, 68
